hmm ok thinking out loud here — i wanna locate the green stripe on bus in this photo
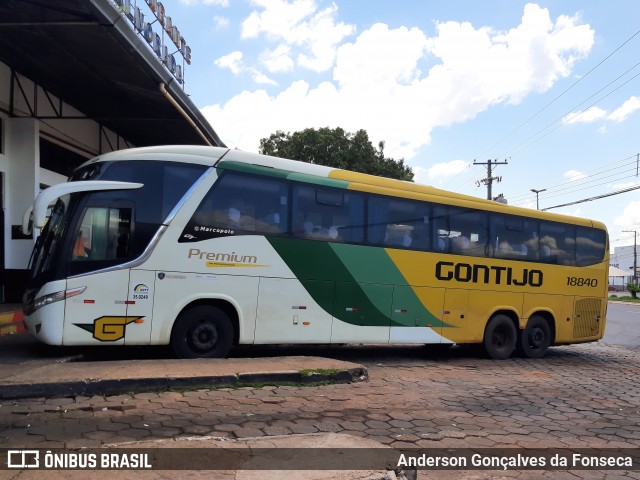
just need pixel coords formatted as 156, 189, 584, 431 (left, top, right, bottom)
330, 243, 447, 328
219, 161, 350, 189
267, 237, 447, 328
287, 172, 350, 189
217, 161, 290, 180
267, 237, 390, 326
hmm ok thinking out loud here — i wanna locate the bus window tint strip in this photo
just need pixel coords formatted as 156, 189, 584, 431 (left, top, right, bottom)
179, 171, 606, 266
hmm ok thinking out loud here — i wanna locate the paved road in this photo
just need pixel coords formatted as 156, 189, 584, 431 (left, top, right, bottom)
2, 302, 640, 479
603, 301, 640, 351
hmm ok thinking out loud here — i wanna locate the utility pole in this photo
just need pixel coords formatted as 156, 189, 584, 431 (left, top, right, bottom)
623, 229, 638, 284
474, 159, 508, 200
531, 188, 546, 210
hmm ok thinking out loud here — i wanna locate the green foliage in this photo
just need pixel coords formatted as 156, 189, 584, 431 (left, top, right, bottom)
627, 282, 640, 299
259, 127, 414, 181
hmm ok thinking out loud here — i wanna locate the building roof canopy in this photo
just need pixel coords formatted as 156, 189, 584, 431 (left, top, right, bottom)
0, 0, 224, 148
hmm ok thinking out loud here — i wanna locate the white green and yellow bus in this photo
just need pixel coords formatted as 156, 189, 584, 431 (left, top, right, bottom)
21, 145, 609, 359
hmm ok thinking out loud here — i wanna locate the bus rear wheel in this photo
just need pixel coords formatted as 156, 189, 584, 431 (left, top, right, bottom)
171, 305, 234, 359
483, 314, 517, 360
520, 315, 551, 358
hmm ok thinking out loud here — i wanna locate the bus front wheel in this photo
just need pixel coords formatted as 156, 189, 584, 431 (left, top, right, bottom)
483, 314, 517, 360
519, 316, 551, 358
171, 305, 234, 359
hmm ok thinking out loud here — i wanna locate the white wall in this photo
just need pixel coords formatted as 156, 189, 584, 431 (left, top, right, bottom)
40, 168, 67, 189
4, 118, 40, 269
4, 118, 39, 269
611, 245, 637, 282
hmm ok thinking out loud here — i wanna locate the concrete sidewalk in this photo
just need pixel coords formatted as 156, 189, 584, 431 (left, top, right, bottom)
0, 331, 368, 400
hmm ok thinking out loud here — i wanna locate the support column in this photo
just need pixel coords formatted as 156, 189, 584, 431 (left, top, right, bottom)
4, 118, 39, 302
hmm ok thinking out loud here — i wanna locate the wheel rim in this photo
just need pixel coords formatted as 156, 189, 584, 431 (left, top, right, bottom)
190, 321, 218, 352
528, 326, 546, 350
492, 327, 511, 350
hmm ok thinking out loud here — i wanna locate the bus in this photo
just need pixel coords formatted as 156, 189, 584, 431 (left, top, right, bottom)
21, 145, 609, 360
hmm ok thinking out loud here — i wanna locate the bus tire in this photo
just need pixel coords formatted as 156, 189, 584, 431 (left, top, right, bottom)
520, 315, 551, 358
171, 305, 234, 359
483, 314, 517, 360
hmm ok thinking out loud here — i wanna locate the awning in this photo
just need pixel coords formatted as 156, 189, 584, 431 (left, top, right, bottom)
609, 266, 630, 278
0, 0, 225, 148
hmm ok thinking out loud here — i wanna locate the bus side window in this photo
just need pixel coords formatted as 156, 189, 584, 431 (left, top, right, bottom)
182, 172, 289, 241
71, 206, 132, 262
576, 227, 607, 266
367, 196, 430, 250
436, 207, 488, 258
491, 215, 539, 261
292, 184, 364, 243
540, 222, 576, 265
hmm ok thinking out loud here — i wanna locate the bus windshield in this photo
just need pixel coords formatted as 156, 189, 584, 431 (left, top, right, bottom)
26, 161, 209, 289
29, 195, 71, 279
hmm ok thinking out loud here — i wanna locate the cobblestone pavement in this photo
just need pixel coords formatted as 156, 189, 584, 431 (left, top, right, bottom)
1, 342, 640, 479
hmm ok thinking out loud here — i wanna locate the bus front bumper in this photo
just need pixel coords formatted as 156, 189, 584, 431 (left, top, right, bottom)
22, 281, 69, 346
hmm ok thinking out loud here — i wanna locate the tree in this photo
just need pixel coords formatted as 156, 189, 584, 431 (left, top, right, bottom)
259, 127, 414, 181
628, 282, 640, 299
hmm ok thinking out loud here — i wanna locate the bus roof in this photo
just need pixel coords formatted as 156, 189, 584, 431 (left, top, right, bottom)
82, 145, 606, 231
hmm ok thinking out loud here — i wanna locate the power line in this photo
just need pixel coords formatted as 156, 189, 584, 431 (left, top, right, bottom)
542, 184, 640, 211
443, 30, 640, 197
498, 65, 640, 159
512, 167, 639, 205
475, 28, 640, 159
507, 153, 639, 204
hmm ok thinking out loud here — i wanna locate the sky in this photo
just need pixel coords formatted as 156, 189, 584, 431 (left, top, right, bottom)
145, 0, 639, 255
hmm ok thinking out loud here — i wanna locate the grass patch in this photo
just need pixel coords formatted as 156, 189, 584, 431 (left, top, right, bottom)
609, 295, 640, 303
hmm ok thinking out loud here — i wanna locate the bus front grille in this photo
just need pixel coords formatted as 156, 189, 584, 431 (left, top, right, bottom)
573, 298, 602, 339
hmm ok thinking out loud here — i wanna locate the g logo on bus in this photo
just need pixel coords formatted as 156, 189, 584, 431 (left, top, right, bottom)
74, 316, 144, 342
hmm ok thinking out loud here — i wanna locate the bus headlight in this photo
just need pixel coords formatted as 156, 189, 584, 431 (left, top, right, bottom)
25, 287, 86, 315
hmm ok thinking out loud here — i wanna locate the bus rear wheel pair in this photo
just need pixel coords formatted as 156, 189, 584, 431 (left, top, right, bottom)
483, 314, 551, 360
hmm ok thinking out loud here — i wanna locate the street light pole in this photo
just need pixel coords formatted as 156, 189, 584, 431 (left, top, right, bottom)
531, 188, 546, 210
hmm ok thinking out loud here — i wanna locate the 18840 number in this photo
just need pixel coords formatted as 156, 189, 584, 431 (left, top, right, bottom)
566, 277, 598, 287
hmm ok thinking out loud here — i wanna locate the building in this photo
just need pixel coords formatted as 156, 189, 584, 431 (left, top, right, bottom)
610, 244, 638, 288
0, 0, 225, 302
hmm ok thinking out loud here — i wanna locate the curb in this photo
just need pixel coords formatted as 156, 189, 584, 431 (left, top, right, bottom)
0, 366, 369, 400
0, 310, 25, 336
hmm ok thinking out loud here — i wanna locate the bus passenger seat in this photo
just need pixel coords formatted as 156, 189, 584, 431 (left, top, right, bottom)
303, 220, 315, 236
401, 233, 412, 247
514, 244, 527, 256
451, 236, 470, 253
436, 236, 449, 252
